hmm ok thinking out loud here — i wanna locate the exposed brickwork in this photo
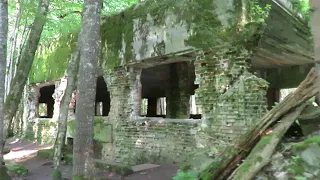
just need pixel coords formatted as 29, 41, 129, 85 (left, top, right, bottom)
194, 50, 268, 142
26, 118, 57, 144
110, 119, 199, 165
100, 67, 201, 165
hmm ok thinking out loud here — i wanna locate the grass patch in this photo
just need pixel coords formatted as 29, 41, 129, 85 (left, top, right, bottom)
37, 149, 54, 159
6, 164, 29, 177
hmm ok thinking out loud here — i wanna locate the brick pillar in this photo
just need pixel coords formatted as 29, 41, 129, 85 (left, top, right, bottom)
166, 62, 191, 118
102, 67, 142, 162
104, 67, 142, 122
194, 49, 268, 142
147, 97, 157, 117
52, 78, 67, 121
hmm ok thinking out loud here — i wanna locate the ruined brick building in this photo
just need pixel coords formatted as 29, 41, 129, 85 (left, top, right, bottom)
21, 0, 314, 165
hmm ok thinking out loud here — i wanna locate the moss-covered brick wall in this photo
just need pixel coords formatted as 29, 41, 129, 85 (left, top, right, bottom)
30, 0, 248, 84
194, 49, 268, 142
100, 0, 243, 72
106, 118, 200, 165
66, 117, 113, 143
25, 118, 57, 144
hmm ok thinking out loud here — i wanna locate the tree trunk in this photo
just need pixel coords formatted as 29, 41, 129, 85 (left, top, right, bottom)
5, 0, 22, 97
229, 103, 308, 180
310, 0, 320, 105
0, 0, 11, 179
14, 19, 30, 78
72, 0, 102, 179
4, 0, 49, 138
199, 68, 319, 180
53, 44, 80, 180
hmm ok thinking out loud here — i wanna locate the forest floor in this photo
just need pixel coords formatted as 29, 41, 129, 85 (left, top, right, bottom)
4, 139, 179, 180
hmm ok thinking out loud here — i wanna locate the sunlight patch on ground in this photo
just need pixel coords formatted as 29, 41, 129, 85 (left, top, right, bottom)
4, 140, 53, 161
4, 150, 39, 160
8, 138, 20, 144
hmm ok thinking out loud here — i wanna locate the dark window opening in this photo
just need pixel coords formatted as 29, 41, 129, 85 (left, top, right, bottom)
95, 76, 110, 116
39, 84, 55, 118
141, 62, 201, 119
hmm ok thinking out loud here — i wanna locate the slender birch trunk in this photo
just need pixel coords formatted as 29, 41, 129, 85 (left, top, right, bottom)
5, 0, 22, 97
53, 44, 80, 180
72, 0, 102, 179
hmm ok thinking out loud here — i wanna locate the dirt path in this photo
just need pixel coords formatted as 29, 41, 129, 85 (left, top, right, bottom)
4, 139, 179, 180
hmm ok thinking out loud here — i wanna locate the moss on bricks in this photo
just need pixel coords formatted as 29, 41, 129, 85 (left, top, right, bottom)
37, 149, 54, 159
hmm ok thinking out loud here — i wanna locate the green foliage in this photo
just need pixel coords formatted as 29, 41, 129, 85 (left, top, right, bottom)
295, 176, 307, 180
72, 175, 88, 180
6, 164, 29, 177
172, 171, 198, 180
29, 32, 78, 83
294, 136, 320, 151
24, 0, 142, 83
247, 0, 272, 23
52, 169, 62, 180
288, 155, 305, 176
291, 0, 310, 21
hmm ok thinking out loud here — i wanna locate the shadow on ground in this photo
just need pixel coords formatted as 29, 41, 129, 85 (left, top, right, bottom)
4, 139, 179, 180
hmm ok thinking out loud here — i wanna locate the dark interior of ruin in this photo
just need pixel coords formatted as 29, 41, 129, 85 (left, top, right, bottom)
141, 62, 201, 119
95, 76, 110, 116
39, 84, 55, 118
38, 76, 111, 118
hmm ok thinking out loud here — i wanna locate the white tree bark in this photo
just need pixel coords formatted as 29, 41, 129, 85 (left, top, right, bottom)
53, 44, 80, 180
5, 0, 22, 97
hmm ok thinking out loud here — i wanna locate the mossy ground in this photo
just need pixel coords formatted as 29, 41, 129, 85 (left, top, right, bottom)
6, 164, 29, 177
37, 149, 54, 159
52, 169, 62, 180
0, 166, 12, 180
294, 136, 320, 151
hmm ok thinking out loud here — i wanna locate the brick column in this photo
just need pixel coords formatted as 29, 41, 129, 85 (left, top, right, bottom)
194, 49, 268, 142
166, 62, 191, 118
